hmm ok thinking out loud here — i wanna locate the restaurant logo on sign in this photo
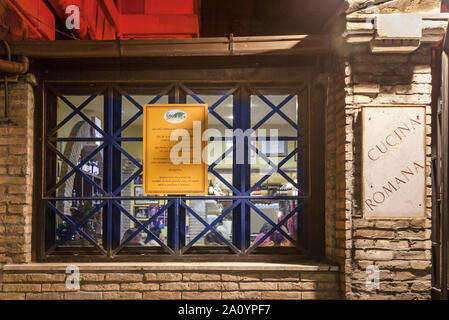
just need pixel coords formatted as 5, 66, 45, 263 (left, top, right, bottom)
362, 105, 426, 219
164, 109, 187, 124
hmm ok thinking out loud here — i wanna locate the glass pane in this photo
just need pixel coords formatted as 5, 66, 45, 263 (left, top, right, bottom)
250, 200, 297, 247
250, 141, 298, 196
251, 95, 298, 137
186, 199, 233, 246
121, 94, 169, 137
120, 200, 168, 247
206, 140, 233, 195
56, 95, 104, 139
187, 94, 233, 127
187, 94, 234, 196
54, 200, 104, 247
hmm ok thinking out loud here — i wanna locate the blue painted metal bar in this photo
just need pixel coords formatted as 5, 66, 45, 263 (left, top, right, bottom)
245, 203, 302, 254
47, 202, 106, 254
112, 200, 174, 255
180, 201, 240, 254
209, 94, 230, 111
181, 199, 242, 253
209, 168, 240, 195
117, 137, 143, 142
48, 85, 106, 137
111, 141, 142, 169
46, 195, 303, 201
58, 95, 108, 138
114, 90, 169, 137
246, 201, 296, 244
45, 82, 304, 258
209, 146, 233, 170
112, 168, 143, 196
46, 141, 107, 196
52, 137, 105, 142
56, 201, 107, 245
247, 148, 297, 194
46, 142, 106, 197
252, 94, 297, 131
209, 109, 233, 129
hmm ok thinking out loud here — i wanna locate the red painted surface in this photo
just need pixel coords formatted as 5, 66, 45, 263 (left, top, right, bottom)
0, 0, 199, 40
117, 0, 200, 39
120, 14, 199, 39
1, 0, 55, 40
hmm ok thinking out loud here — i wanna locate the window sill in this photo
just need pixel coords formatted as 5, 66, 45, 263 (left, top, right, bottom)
2, 261, 338, 272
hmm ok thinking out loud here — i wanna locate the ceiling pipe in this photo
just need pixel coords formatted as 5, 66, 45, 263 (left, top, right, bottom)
0, 55, 29, 74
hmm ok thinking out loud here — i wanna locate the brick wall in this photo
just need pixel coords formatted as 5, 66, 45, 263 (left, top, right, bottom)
0, 79, 35, 267
0, 264, 340, 300
324, 57, 351, 297
340, 45, 433, 299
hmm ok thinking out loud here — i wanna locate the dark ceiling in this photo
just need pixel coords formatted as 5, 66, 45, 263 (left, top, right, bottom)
200, 0, 346, 37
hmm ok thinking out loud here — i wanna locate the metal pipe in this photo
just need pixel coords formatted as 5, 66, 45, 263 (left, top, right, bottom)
0, 55, 29, 74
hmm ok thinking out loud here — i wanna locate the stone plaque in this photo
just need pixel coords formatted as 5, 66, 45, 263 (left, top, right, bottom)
362, 106, 426, 219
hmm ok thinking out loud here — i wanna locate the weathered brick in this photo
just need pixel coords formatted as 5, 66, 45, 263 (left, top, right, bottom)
159, 282, 198, 291
0, 292, 25, 300
198, 282, 224, 291
302, 291, 340, 299
259, 272, 300, 281
143, 291, 181, 300
183, 273, 220, 281
221, 274, 241, 281
182, 291, 222, 300
28, 274, 66, 282
410, 281, 431, 292
103, 291, 142, 300
104, 273, 143, 282
80, 273, 105, 282
3, 284, 41, 292
261, 291, 301, 299
1, 273, 28, 283
300, 273, 338, 282
64, 292, 103, 300
144, 273, 182, 282
221, 282, 239, 291
354, 230, 395, 239
354, 250, 394, 260
81, 284, 120, 291
239, 282, 278, 291
222, 291, 261, 300
120, 283, 159, 291
26, 293, 63, 300
41, 284, 74, 292
381, 282, 409, 293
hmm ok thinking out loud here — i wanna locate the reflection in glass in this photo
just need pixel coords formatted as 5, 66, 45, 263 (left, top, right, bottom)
250, 201, 297, 247
186, 199, 233, 246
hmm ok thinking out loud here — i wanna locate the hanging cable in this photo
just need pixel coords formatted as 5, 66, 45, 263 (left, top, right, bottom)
1, 40, 11, 120
6, 0, 79, 40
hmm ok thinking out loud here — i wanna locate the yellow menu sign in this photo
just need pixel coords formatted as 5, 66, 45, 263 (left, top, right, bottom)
143, 104, 208, 195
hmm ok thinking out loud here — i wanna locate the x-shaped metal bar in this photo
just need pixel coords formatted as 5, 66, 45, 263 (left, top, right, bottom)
112, 200, 175, 255
246, 202, 302, 254
250, 90, 297, 131
47, 202, 107, 255
180, 199, 242, 254
180, 200, 241, 254
55, 201, 107, 246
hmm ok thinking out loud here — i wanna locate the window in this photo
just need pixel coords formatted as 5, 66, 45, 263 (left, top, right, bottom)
41, 82, 309, 260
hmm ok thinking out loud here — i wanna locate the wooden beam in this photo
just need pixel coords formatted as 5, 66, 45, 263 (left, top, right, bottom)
1, 35, 331, 58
